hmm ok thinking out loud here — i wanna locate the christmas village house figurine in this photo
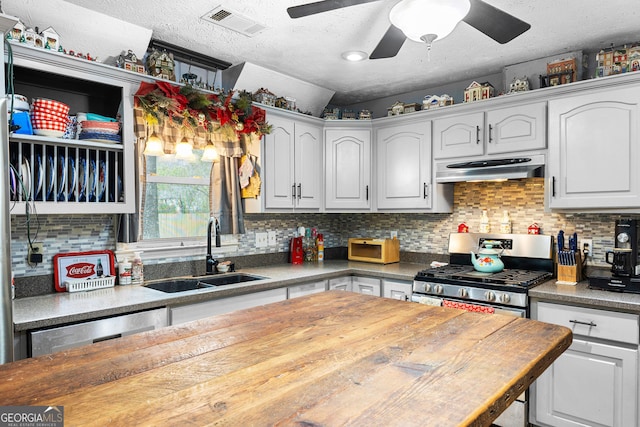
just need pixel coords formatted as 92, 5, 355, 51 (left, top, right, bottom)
146, 49, 176, 81
629, 46, 640, 73
508, 76, 530, 94
7, 20, 26, 42
117, 50, 145, 74
40, 27, 60, 51
464, 81, 495, 103
252, 88, 277, 106
358, 110, 372, 120
23, 27, 44, 48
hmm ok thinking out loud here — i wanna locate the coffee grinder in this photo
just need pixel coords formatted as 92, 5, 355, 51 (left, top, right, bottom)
606, 219, 640, 277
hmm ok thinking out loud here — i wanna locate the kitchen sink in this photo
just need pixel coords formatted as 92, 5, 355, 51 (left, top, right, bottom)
196, 273, 268, 286
144, 279, 216, 293
144, 273, 269, 293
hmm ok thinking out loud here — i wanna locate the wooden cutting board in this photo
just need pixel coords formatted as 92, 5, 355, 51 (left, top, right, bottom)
0, 291, 571, 426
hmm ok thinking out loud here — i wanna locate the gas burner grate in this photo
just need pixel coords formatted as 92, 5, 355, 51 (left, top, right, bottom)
415, 265, 475, 279
453, 269, 552, 287
416, 265, 552, 288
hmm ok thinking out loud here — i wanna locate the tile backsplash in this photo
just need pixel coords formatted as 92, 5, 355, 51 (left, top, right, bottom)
11, 178, 636, 277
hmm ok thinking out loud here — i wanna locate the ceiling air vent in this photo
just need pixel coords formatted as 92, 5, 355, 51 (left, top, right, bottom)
201, 5, 266, 37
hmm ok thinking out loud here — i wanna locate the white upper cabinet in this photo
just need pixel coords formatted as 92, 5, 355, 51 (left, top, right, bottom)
263, 112, 322, 210
325, 126, 371, 210
433, 111, 485, 159
295, 121, 323, 209
485, 101, 547, 155
433, 102, 546, 159
547, 85, 640, 209
375, 118, 440, 210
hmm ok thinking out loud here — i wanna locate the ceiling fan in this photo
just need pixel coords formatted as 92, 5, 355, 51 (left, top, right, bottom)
287, 0, 531, 59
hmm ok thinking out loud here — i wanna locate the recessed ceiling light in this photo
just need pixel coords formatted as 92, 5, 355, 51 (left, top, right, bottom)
342, 51, 367, 62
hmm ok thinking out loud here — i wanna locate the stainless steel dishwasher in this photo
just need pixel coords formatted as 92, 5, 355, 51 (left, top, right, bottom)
29, 307, 168, 357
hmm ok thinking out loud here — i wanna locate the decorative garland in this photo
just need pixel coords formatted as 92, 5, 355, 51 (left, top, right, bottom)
134, 81, 271, 138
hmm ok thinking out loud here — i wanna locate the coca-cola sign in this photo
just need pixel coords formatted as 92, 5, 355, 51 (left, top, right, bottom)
66, 263, 95, 279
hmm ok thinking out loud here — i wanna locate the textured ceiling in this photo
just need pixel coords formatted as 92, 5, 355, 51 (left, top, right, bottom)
14, 1, 640, 105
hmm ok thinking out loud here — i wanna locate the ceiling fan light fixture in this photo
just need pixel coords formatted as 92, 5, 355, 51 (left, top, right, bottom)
389, 0, 470, 43
341, 50, 368, 62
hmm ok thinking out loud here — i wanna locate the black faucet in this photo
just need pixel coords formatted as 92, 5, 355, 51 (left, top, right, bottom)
206, 216, 221, 274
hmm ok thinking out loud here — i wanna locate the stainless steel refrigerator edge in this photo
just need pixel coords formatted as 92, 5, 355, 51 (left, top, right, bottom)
1, 20, 16, 363
1, 94, 12, 363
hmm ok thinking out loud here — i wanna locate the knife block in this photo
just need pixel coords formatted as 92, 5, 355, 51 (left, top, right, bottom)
556, 253, 583, 284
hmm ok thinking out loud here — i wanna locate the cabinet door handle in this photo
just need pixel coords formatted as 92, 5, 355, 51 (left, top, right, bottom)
488, 124, 493, 143
569, 319, 597, 327
297, 184, 301, 199
552, 176, 556, 197
366, 185, 369, 201
423, 182, 428, 199
476, 125, 481, 144
292, 183, 296, 203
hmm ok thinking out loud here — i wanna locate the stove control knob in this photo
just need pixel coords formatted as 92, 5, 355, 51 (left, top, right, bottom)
458, 288, 468, 298
499, 293, 511, 304
484, 291, 496, 302
434, 284, 444, 295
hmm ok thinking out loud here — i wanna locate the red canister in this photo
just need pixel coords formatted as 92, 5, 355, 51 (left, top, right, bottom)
528, 223, 541, 234
457, 223, 469, 233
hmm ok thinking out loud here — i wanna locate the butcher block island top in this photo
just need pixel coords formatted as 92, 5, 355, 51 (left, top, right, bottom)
0, 291, 571, 426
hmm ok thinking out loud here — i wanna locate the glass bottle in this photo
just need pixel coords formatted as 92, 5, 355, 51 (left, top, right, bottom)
96, 259, 104, 277
479, 210, 490, 233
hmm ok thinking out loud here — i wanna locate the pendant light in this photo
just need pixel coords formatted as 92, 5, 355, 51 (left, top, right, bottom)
390, 0, 470, 51
175, 136, 195, 161
201, 141, 219, 162
143, 131, 165, 156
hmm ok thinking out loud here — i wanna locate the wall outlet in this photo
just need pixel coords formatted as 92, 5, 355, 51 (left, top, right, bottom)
28, 242, 44, 264
582, 239, 593, 257
255, 232, 268, 248
390, 230, 398, 239
267, 231, 277, 246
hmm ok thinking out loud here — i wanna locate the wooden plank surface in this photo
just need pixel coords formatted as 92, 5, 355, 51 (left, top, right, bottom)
0, 291, 572, 426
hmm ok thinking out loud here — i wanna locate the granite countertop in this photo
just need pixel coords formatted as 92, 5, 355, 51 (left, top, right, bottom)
530, 279, 640, 313
15, 260, 640, 332
13, 260, 425, 331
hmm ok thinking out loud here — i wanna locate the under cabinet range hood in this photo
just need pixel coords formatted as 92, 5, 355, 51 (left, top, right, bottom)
435, 154, 545, 183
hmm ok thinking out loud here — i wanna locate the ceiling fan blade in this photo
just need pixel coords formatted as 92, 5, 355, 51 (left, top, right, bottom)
369, 25, 406, 59
287, 0, 382, 19
462, 0, 531, 44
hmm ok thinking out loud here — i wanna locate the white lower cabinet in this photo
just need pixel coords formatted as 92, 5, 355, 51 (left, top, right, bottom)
328, 276, 352, 292
382, 279, 411, 301
287, 280, 327, 298
530, 301, 639, 427
352, 277, 381, 296
328, 276, 381, 296
170, 288, 287, 325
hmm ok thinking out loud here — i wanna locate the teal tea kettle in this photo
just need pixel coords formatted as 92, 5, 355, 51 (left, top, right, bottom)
471, 240, 505, 273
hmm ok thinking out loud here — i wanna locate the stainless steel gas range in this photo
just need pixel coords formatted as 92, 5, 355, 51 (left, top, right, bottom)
412, 232, 554, 317
412, 232, 554, 427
